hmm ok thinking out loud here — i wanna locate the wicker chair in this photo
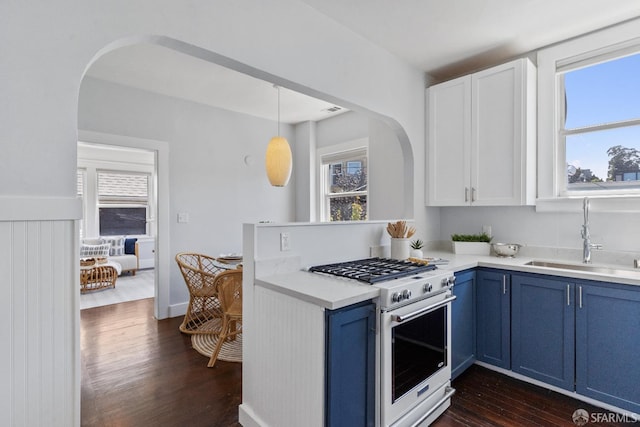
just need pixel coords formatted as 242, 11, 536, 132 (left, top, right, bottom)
207, 269, 242, 367
175, 253, 227, 334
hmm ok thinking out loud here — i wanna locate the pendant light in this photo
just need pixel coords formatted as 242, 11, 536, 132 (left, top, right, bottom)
265, 85, 292, 187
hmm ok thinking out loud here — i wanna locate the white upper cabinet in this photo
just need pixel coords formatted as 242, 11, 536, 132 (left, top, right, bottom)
427, 58, 536, 206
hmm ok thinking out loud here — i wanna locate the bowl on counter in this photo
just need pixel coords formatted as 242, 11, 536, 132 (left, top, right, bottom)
491, 243, 522, 257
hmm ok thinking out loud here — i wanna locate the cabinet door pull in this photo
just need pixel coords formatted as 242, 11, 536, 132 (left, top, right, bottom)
566, 284, 570, 306
502, 275, 507, 295
579, 286, 583, 308
465, 187, 469, 202
471, 187, 476, 202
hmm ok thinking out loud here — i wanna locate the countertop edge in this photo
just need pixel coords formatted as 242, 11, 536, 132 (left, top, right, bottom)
255, 272, 380, 310
254, 253, 640, 310
429, 252, 640, 286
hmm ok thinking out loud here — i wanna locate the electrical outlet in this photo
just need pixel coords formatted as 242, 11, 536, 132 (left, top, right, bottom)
177, 212, 190, 223
280, 232, 291, 251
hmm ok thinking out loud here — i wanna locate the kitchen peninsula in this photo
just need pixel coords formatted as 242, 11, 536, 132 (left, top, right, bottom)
239, 222, 640, 427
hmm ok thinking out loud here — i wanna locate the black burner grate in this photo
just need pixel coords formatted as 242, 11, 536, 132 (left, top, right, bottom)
309, 257, 437, 284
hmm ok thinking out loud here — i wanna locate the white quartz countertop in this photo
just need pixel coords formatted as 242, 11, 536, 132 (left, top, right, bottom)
255, 251, 640, 310
256, 270, 381, 310
422, 250, 640, 286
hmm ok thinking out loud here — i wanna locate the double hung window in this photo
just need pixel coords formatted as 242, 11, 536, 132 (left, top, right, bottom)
538, 20, 640, 205
561, 51, 640, 194
320, 147, 368, 221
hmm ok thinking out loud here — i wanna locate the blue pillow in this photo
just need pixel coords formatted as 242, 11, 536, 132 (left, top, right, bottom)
124, 238, 138, 255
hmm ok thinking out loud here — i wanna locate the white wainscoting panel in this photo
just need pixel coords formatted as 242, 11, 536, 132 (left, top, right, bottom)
242, 285, 325, 427
0, 220, 78, 427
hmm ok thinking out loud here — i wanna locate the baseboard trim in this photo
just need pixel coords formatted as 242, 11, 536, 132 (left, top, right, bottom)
238, 404, 267, 427
168, 301, 188, 318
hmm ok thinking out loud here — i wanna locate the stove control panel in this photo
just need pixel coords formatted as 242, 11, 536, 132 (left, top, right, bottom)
376, 273, 455, 309
392, 289, 413, 303
441, 276, 456, 287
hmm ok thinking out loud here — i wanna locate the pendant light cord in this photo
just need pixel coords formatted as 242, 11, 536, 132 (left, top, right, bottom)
276, 85, 281, 136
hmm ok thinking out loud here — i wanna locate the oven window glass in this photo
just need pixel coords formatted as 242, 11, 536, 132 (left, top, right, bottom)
392, 305, 447, 402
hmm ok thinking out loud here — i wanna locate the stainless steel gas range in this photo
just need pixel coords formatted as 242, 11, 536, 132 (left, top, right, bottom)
310, 258, 457, 427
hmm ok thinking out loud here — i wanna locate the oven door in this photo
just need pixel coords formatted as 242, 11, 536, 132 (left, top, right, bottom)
380, 292, 455, 427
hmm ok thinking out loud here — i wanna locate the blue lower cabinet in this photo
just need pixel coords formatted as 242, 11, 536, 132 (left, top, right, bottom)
452, 269, 476, 379
325, 301, 376, 427
511, 274, 575, 390
476, 269, 511, 369
576, 283, 640, 413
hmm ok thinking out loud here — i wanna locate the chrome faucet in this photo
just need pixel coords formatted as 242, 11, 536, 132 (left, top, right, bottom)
581, 197, 602, 263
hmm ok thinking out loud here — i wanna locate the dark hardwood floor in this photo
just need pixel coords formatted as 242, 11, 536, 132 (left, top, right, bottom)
81, 298, 242, 427
81, 298, 627, 427
434, 366, 628, 427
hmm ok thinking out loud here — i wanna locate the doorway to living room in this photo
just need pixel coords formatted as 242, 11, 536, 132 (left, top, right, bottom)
77, 142, 157, 310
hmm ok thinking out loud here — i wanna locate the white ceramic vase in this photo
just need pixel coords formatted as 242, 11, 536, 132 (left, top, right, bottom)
390, 238, 410, 260
410, 249, 424, 259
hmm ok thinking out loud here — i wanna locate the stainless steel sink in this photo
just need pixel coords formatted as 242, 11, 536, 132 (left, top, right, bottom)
525, 260, 640, 279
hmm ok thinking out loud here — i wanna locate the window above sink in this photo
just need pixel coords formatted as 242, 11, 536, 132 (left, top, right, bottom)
537, 18, 640, 211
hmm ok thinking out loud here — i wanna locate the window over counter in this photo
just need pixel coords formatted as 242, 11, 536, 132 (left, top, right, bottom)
537, 19, 640, 209
318, 140, 368, 222
562, 51, 640, 194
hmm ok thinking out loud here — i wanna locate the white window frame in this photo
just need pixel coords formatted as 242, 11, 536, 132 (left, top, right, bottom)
77, 168, 87, 239
317, 139, 369, 222
97, 170, 151, 236
537, 18, 640, 212
78, 142, 155, 237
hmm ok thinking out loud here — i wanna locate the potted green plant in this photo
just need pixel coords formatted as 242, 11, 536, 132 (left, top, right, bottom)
410, 239, 424, 259
451, 232, 492, 255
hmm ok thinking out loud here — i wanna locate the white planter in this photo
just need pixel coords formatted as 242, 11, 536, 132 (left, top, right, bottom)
390, 238, 410, 260
410, 249, 424, 259
451, 241, 491, 255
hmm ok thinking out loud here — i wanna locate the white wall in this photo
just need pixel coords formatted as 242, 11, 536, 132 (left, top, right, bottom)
314, 111, 409, 221
369, 119, 405, 220
315, 111, 369, 148
79, 76, 423, 306
440, 206, 640, 259
79, 76, 296, 306
77, 142, 155, 239
0, 1, 427, 425
1, 1, 426, 200
294, 121, 316, 222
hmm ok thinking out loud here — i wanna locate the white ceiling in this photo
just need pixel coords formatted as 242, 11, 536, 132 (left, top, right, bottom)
85, 43, 348, 125
85, 1, 640, 123
299, 0, 640, 80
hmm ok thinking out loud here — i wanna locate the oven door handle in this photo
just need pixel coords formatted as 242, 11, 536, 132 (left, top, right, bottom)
392, 294, 456, 323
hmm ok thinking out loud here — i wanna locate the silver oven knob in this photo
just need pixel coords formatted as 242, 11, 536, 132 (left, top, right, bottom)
448, 276, 456, 286
392, 292, 402, 303
441, 277, 449, 286
423, 283, 433, 293
402, 289, 412, 300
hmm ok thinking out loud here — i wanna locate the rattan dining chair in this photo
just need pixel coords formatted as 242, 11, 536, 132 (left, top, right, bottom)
208, 269, 243, 367
175, 252, 226, 334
